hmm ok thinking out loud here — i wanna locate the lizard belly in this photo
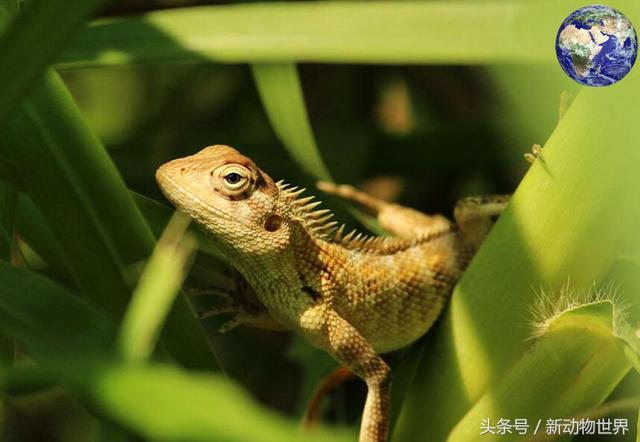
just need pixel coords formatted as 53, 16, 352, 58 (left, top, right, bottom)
335, 234, 464, 353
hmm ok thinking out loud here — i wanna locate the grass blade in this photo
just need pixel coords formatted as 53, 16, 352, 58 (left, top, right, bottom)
118, 213, 196, 363
0, 70, 217, 370
0, 0, 110, 120
251, 63, 331, 180
132, 191, 223, 259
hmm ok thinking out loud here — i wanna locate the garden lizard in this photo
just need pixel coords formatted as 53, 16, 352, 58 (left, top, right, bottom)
156, 145, 509, 442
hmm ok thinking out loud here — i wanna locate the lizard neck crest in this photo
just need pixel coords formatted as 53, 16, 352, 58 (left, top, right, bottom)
277, 181, 451, 255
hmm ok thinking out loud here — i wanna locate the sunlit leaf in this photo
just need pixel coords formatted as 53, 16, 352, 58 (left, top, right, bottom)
448, 301, 630, 441
58, 1, 570, 68
252, 63, 331, 180
118, 213, 196, 363
393, 70, 640, 442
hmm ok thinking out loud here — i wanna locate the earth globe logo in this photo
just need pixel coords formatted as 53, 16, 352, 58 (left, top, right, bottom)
555, 5, 638, 86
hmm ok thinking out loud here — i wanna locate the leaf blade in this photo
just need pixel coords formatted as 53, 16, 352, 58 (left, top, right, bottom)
0, 70, 218, 370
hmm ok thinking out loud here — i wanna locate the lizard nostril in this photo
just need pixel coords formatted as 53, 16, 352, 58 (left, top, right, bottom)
180, 167, 186, 173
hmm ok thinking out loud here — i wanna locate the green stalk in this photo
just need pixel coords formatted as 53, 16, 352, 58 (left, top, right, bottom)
118, 213, 196, 363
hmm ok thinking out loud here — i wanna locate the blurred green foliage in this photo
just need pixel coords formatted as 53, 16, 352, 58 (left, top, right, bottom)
0, 0, 638, 441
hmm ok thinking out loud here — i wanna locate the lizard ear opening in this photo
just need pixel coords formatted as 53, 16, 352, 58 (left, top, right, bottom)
264, 214, 283, 232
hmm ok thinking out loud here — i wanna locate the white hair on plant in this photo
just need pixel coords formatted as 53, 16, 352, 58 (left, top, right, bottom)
527, 279, 631, 340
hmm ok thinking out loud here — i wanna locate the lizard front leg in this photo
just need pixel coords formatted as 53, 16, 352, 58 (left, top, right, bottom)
198, 301, 283, 334
190, 275, 285, 333
322, 308, 391, 442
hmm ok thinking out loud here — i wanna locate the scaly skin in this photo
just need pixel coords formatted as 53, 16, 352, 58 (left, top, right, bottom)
156, 145, 509, 442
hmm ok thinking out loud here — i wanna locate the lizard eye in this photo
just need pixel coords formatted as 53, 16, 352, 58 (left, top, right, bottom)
213, 164, 252, 196
224, 172, 243, 186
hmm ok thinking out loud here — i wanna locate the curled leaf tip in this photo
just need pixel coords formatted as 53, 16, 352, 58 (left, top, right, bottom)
528, 280, 629, 340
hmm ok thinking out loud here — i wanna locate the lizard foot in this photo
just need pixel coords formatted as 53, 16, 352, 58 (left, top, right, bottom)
197, 301, 260, 335
524, 143, 543, 164
197, 300, 285, 334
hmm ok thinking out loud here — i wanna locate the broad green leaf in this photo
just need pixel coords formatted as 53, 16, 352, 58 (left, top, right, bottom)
57, 1, 584, 68
637, 407, 640, 442
0, 261, 116, 360
449, 301, 630, 441
393, 64, 640, 441
0, 0, 111, 120
62, 361, 354, 442
14, 191, 224, 282
14, 192, 71, 280
0, 365, 58, 396
0, 333, 12, 366
0, 180, 16, 261
252, 63, 331, 180
0, 70, 217, 370
118, 213, 196, 363
619, 325, 640, 375
619, 255, 640, 268
0, 1, 20, 19
1, 360, 354, 442
0, 261, 350, 441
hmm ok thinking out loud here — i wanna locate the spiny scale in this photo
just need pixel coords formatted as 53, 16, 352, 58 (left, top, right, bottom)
276, 180, 443, 254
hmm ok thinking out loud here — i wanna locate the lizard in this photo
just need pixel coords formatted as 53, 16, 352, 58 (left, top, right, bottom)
155, 145, 509, 442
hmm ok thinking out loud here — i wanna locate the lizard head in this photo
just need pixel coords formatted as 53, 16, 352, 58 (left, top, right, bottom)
155, 145, 292, 255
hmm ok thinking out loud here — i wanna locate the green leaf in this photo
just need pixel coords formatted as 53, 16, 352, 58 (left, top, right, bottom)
0, 261, 116, 360
0, 70, 217, 370
393, 67, 640, 441
2, 359, 355, 442
619, 255, 640, 268
14, 191, 225, 283
0, 180, 17, 261
61, 361, 354, 442
0, 0, 20, 18
251, 63, 384, 233
118, 213, 196, 363
637, 406, 640, 442
58, 1, 580, 69
14, 192, 71, 280
251, 63, 331, 180
448, 301, 630, 441
0, 0, 110, 120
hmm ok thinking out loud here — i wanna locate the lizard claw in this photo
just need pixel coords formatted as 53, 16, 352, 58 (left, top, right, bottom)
185, 285, 235, 301
214, 316, 245, 335
198, 304, 245, 335
196, 303, 241, 320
